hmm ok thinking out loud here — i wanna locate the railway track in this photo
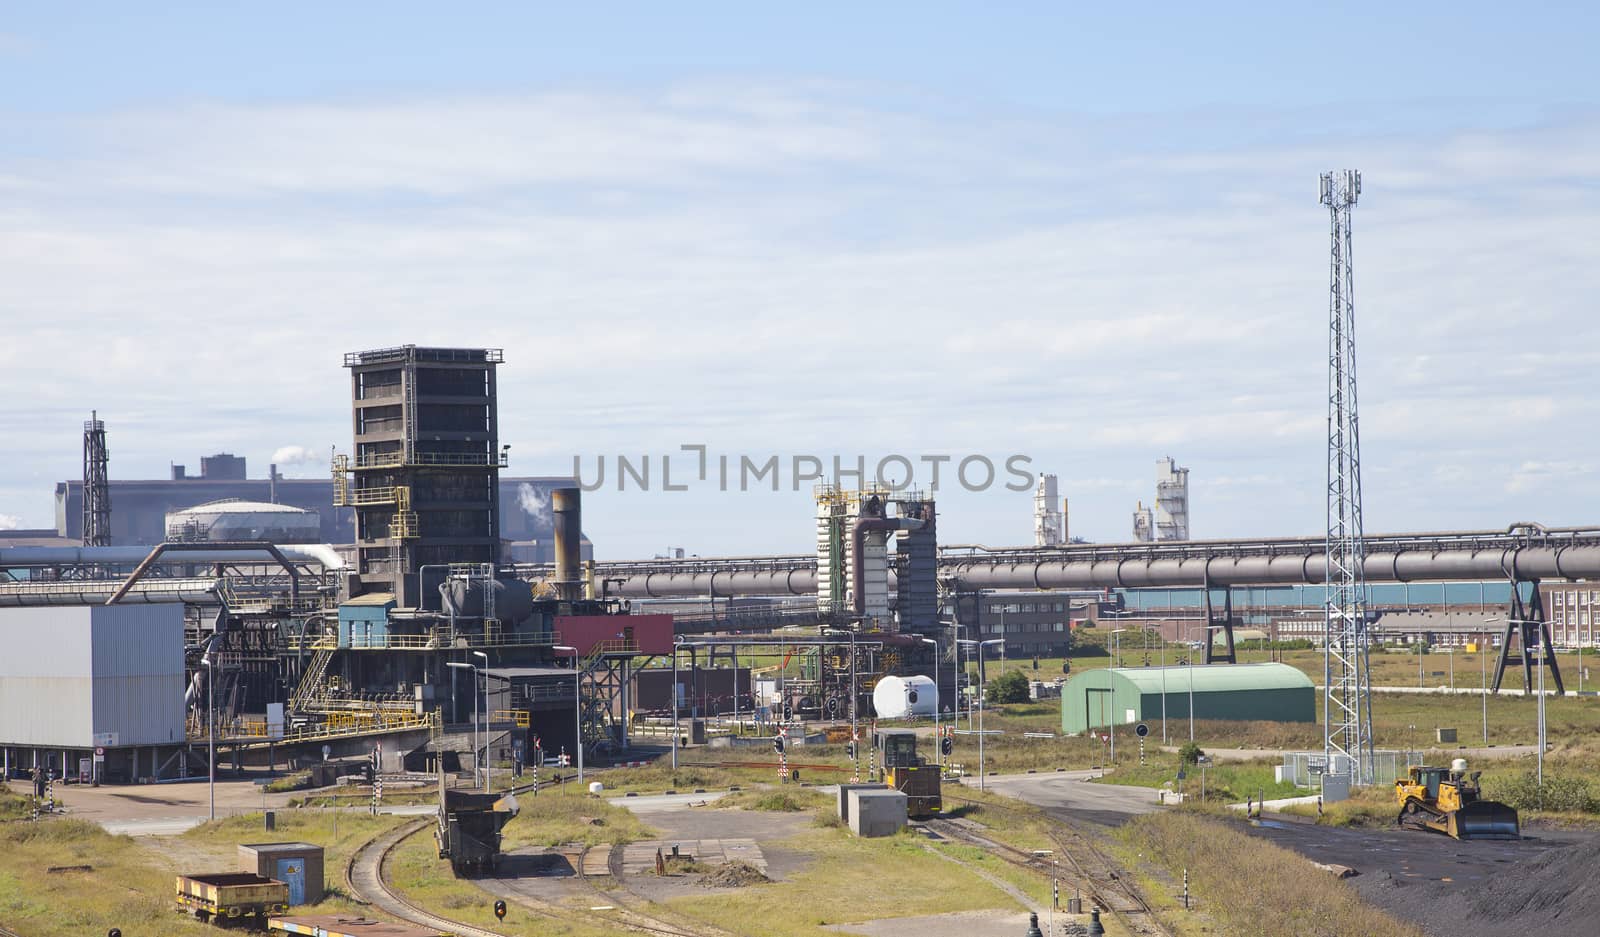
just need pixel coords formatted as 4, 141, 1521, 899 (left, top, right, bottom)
933, 798, 1173, 937
345, 818, 724, 937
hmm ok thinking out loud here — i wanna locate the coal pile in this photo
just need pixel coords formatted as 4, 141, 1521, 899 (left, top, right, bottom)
699, 861, 771, 888
1427, 836, 1600, 937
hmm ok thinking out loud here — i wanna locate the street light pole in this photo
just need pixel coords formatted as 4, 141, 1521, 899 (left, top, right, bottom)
473, 651, 489, 792
553, 645, 582, 784
976, 638, 1002, 791
446, 661, 481, 789
202, 659, 215, 822
919, 637, 940, 765
671, 639, 682, 770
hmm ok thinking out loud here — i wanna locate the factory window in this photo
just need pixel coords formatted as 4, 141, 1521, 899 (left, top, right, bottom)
1054, 602, 1065, 612
357, 404, 403, 434
1055, 622, 1066, 632
417, 367, 490, 397
418, 403, 490, 433
1022, 603, 1035, 613
357, 368, 402, 400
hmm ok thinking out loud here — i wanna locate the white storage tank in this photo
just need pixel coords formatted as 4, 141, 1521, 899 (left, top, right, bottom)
165, 498, 321, 543
872, 674, 937, 719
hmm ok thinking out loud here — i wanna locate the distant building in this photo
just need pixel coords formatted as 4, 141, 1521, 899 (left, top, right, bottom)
1033, 474, 1065, 546
52, 465, 590, 560
1132, 457, 1189, 541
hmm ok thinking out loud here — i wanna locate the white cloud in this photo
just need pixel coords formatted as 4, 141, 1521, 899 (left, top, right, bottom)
2, 84, 1599, 552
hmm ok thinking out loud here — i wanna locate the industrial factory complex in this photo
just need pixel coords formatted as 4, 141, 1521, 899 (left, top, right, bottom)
0, 339, 1591, 790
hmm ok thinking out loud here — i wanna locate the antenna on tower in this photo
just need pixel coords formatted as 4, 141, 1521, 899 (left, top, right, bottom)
1320, 170, 1374, 785
82, 411, 111, 547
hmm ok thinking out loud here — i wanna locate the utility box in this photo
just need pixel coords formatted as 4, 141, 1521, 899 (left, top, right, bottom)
239, 843, 325, 905
1320, 773, 1350, 805
836, 783, 888, 825
848, 788, 907, 837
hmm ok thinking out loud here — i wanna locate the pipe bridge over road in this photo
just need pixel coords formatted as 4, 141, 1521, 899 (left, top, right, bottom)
515, 523, 1600, 598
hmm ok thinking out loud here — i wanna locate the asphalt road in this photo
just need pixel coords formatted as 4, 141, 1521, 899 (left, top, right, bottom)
968, 770, 1160, 827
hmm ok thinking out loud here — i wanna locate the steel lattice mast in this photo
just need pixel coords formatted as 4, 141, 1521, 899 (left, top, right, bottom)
81, 410, 111, 547
1320, 170, 1374, 784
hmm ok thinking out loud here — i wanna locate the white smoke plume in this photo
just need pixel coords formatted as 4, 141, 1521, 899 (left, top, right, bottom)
517, 483, 552, 527
271, 445, 324, 467
0, 513, 19, 530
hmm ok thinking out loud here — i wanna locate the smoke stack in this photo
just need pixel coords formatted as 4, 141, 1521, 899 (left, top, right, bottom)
553, 487, 582, 601
270, 463, 279, 504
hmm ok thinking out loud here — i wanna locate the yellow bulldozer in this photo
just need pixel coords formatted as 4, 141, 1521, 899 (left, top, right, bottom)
1394, 758, 1519, 840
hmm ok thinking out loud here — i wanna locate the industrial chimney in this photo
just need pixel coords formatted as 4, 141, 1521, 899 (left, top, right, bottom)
552, 487, 582, 601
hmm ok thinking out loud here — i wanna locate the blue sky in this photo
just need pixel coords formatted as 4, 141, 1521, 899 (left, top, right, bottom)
2, 4, 1598, 555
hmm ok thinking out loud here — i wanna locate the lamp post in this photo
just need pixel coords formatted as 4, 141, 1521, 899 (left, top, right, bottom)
919, 637, 940, 765
201, 658, 215, 822
1111, 628, 1127, 669
975, 638, 1003, 790
1490, 618, 1548, 789
553, 645, 582, 783
1481, 631, 1488, 744
446, 661, 481, 790
473, 651, 490, 791
670, 638, 682, 770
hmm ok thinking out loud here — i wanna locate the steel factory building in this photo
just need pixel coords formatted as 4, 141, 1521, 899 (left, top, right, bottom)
1060, 662, 1314, 735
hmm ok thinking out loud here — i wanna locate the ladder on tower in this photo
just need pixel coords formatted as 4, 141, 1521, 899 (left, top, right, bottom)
402, 361, 418, 463
290, 646, 337, 715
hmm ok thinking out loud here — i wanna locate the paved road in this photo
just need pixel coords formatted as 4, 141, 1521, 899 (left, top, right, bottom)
967, 771, 1160, 827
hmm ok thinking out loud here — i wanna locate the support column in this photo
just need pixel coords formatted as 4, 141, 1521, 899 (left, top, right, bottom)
1203, 576, 1237, 665
1492, 580, 1565, 694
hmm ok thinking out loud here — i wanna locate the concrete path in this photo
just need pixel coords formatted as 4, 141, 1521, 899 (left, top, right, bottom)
965, 770, 1160, 827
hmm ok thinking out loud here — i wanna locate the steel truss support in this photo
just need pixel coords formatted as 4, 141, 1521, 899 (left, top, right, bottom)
1492, 581, 1565, 695
1203, 577, 1237, 664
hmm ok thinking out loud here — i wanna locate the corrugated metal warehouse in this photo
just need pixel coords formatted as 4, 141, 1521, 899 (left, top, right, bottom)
1060, 662, 1314, 735
0, 604, 186, 780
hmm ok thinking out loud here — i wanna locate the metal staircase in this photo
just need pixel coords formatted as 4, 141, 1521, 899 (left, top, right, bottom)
290, 645, 336, 715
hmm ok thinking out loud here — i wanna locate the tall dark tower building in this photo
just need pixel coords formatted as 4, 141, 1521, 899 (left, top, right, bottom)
336, 346, 505, 606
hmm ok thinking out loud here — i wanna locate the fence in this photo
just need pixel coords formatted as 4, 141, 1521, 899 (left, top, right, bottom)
1279, 749, 1404, 788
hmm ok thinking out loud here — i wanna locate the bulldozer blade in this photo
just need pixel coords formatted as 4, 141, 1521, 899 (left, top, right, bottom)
1448, 801, 1521, 840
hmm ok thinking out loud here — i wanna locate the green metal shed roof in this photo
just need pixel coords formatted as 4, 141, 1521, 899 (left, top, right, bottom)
1078, 662, 1312, 694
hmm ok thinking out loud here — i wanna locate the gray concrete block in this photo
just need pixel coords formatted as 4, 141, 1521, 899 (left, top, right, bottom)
848, 789, 907, 837
836, 782, 888, 824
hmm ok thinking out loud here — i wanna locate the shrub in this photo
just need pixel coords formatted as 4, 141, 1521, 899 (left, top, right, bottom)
1493, 771, 1597, 813
1178, 741, 1205, 766
985, 670, 1031, 704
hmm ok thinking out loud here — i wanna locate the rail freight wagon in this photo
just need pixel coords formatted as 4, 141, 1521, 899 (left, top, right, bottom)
176, 872, 290, 924
435, 788, 519, 875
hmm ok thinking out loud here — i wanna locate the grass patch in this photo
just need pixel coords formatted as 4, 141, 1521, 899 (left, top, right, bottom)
715, 789, 831, 812
1120, 810, 1424, 937
666, 825, 1027, 936
499, 787, 655, 849
0, 786, 31, 821
384, 826, 619, 937
1097, 755, 1303, 803
262, 771, 312, 794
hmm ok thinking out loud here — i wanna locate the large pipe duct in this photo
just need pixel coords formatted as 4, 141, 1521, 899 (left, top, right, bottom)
0, 543, 347, 570
553, 487, 583, 602
0, 577, 221, 607
851, 513, 924, 622
578, 526, 1600, 598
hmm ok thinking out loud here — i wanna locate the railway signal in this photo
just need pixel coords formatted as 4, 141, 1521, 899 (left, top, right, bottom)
494, 899, 507, 920
941, 734, 953, 757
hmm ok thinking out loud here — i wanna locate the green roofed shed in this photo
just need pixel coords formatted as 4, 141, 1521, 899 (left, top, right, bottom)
1060, 662, 1314, 735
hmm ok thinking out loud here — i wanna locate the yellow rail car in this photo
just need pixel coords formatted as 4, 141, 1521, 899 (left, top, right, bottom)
176, 872, 290, 924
